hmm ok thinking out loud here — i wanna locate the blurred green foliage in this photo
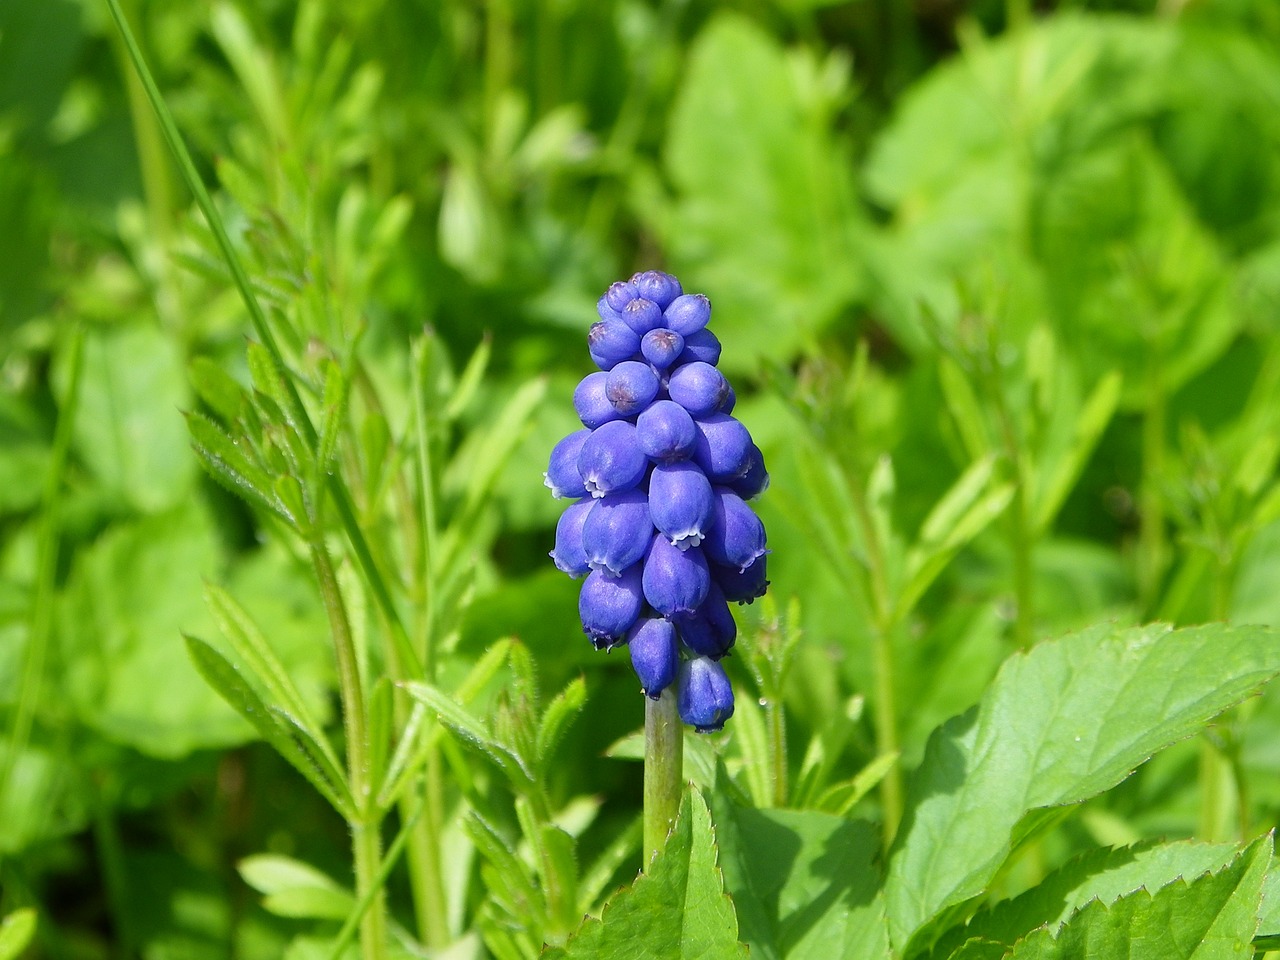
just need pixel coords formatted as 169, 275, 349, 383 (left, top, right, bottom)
6, 0, 1280, 956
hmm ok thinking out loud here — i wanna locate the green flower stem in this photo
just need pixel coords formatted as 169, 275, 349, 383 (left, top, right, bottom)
643, 689, 684, 867
311, 540, 387, 960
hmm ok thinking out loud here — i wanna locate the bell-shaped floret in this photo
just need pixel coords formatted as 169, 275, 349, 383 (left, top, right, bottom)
677, 657, 735, 732
692, 414, 753, 481
621, 297, 664, 336
588, 320, 641, 370
605, 360, 660, 416
627, 617, 679, 698
668, 361, 729, 417
677, 328, 721, 366
648, 461, 714, 550
582, 489, 653, 577
579, 565, 644, 649
729, 443, 769, 500
578, 420, 648, 498
574, 372, 623, 429
633, 270, 683, 309
550, 498, 594, 578
663, 294, 711, 337
636, 400, 697, 463
544, 428, 591, 499
704, 487, 767, 572
605, 280, 639, 313
674, 582, 736, 659
713, 554, 769, 604
642, 535, 710, 618
641, 328, 685, 370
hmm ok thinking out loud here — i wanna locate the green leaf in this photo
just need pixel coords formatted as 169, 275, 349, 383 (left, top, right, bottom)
936, 840, 1244, 955
535, 677, 586, 769
239, 854, 354, 921
1031, 369, 1122, 533
315, 358, 349, 476
712, 798, 890, 960
188, 356, 246, 424
658, 13, 864, 369
886, 621, 1280, 955
0, 908, 37, 960
544, 788, 747, 960
403, 681, 533, 784
186, 410, 285, 520
1006, 836, 1270, 960
185, 635, 354, 817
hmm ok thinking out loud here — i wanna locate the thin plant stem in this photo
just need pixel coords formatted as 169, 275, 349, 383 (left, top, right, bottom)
767, 697, 788, 809
643, 689, 683, 867
312, 541, 387, 960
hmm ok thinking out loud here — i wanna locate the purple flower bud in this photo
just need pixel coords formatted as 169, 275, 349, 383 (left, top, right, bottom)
641, 328, 685, 370
605, 360, 660, 416
597, 296, 625, 323
550, 498, 594, 577
574, 372, 623, 429
633, 270, 683, 309
621, 297, 664, 336
642, 535, 710, 618
692, 414, 753, 481
544, 428, 591, 499
677, 328, 721, 366
663, 294, 711, 336
714, 554, 768, 604
636, 400, 698, 463
668, 362, 729, 418
578, 420, 648, 497
729, 444, 769, 500
677, 657, 735, 732
588, 320, 641, 370
627, 617, 678, 698
704, 488, 768, 572
582, 489, 653, 577
579, 565, 644, 649
721, 385, 736, 415
674, 582, 736, 659
648, 461, 714, 550
605, 280, 639, 313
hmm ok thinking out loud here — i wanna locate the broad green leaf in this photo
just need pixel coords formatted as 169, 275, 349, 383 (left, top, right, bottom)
887, 621, 1280, 955
658, 13, 863, 369
185, 635, 354, 817
712, 797, 890, 960
1006, 836, 1269, 960
544, 788, 747, 960
69, 324, 196, 511
933, 840, 1243, 956
0, 908, 36, 960
239, 854, 354, 921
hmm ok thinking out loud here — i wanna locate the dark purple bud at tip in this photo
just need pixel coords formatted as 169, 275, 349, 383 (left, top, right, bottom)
578, 420, 648, 497
588, 320, 642, 370
621, 298, 664, 336
550, 498, 593, 577
579, 565, 644, 647
605, 360, 660, 416
582, 489, 653, 577
636, 400, 698, 463
677, 657, 734, 732
668, 362, 729, 418
641, 328, 685, 370
634, 271, 683, 309
605, 280, 639, 313
642, 535, 710, 618
663, 294, 711, 337
545, 428, 591, 499
574, 372, 624, 429
627, 617, 679, 698
677, 328, 722, 366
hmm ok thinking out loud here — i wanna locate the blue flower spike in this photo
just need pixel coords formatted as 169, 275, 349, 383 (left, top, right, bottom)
547, 270, 770, 731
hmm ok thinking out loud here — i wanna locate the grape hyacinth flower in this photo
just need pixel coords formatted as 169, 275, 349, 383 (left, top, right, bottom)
545, 270, 770, 734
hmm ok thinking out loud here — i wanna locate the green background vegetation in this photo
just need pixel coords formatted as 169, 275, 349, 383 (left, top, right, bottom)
5, 0, 1280, 956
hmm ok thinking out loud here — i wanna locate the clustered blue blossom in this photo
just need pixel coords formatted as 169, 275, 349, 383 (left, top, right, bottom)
546, 270, 769, 732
